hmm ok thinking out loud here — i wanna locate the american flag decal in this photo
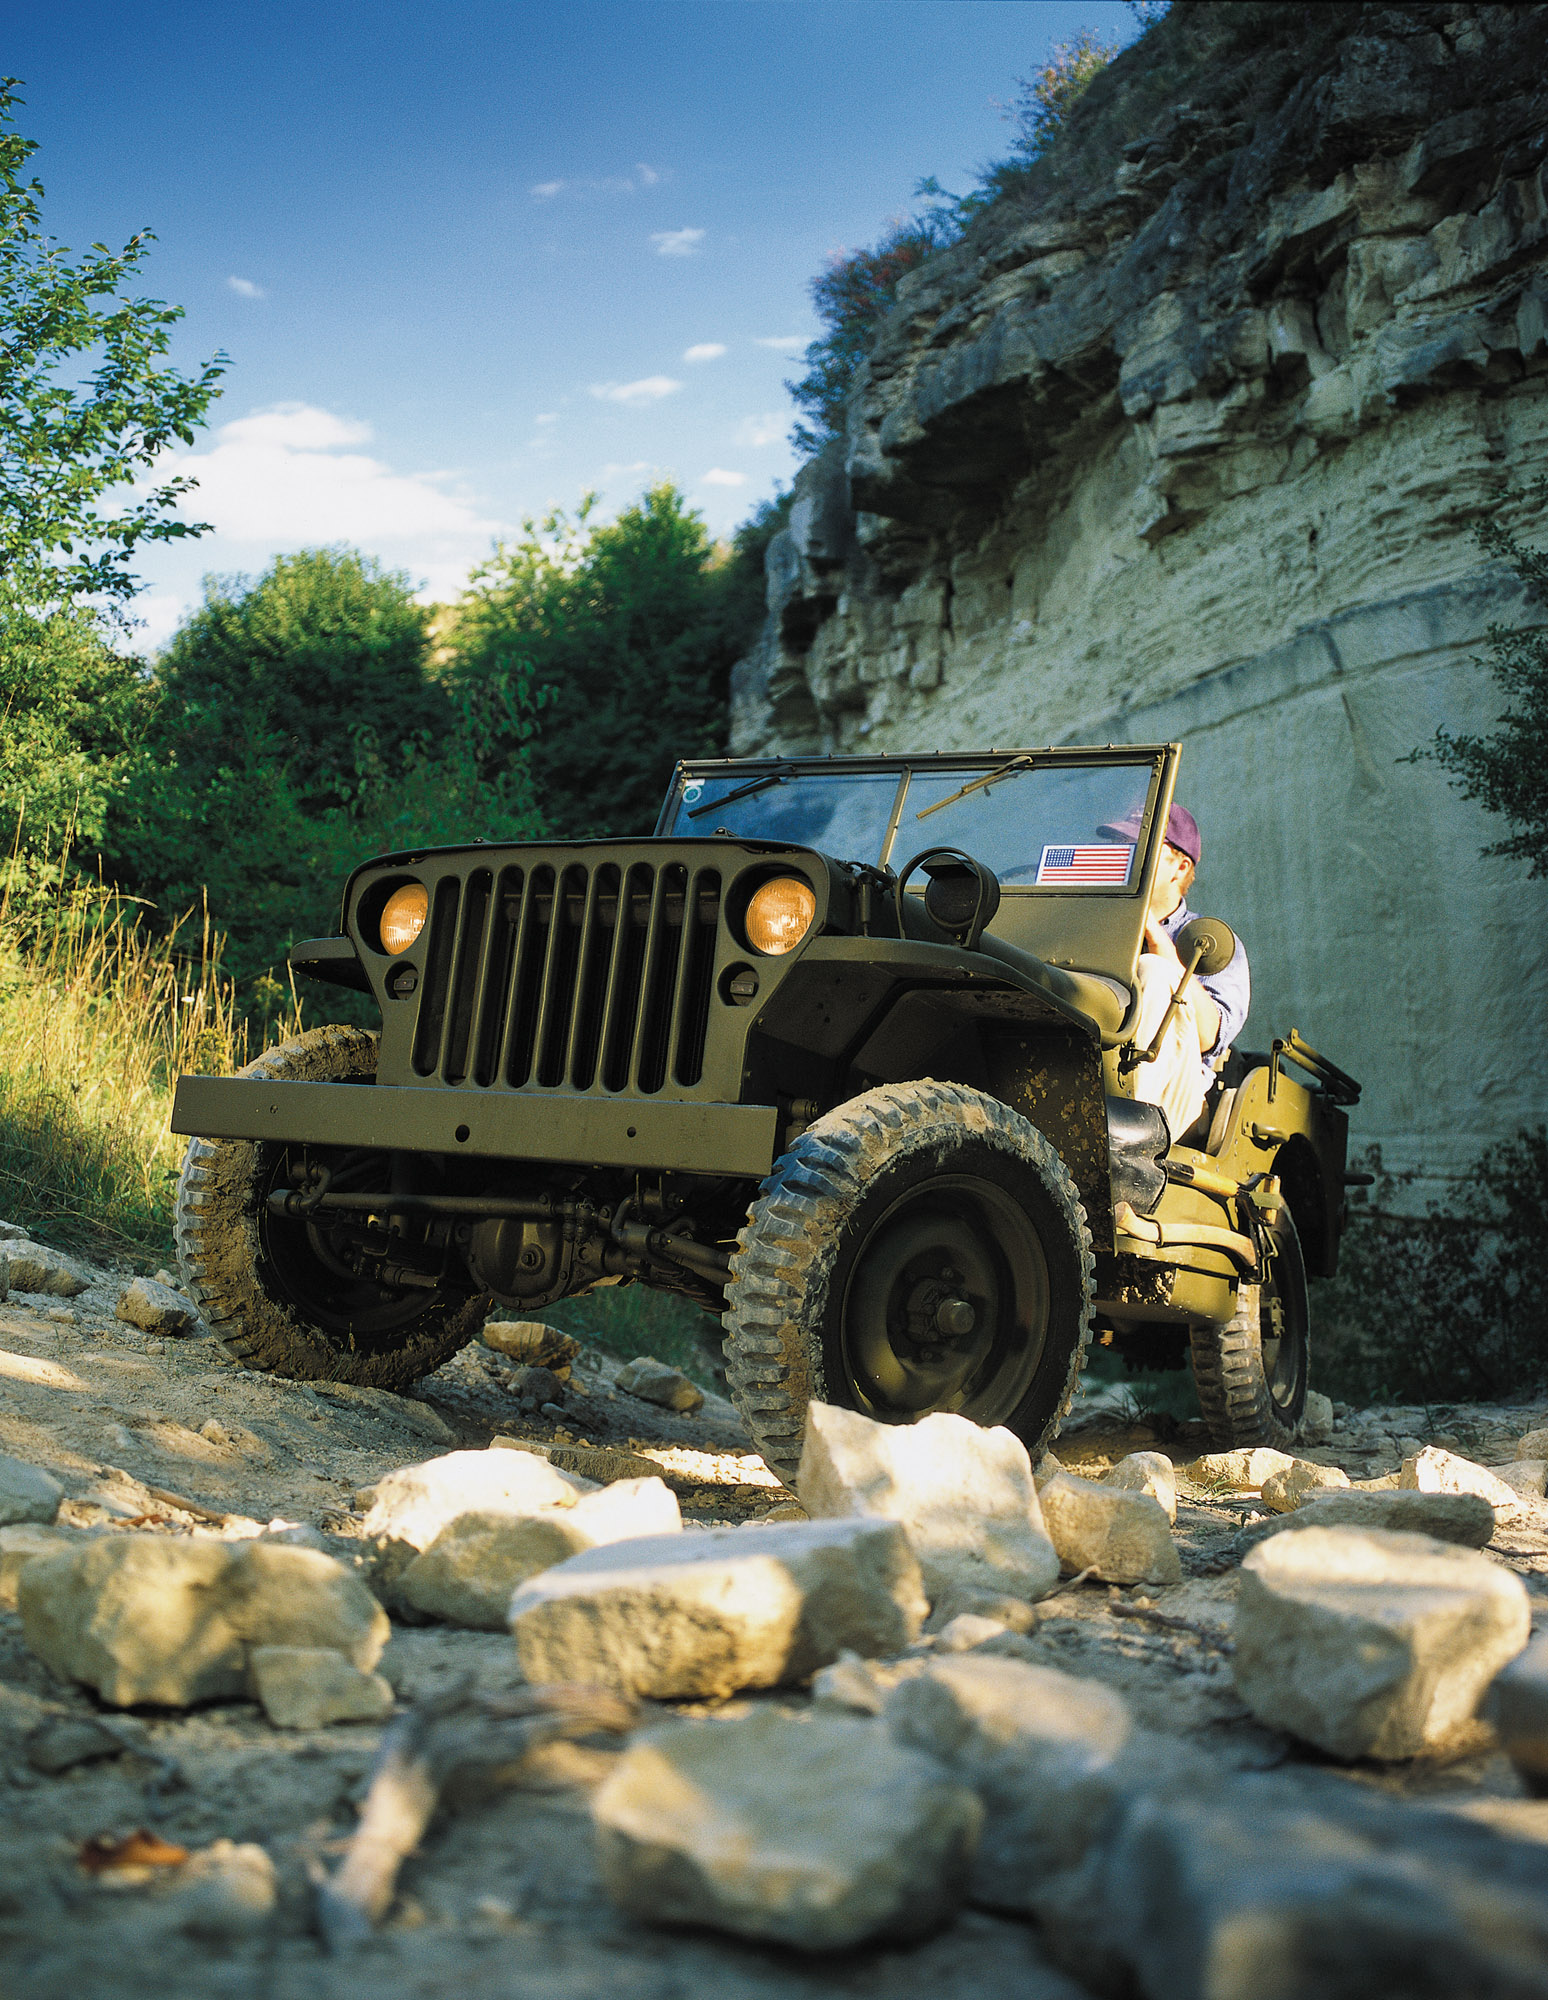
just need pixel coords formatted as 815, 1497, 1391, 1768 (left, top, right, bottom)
1035, 843, 1133, 886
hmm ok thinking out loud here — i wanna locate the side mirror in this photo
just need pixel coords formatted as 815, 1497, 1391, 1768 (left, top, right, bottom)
1174, 915, 1237, 979
894, 847, 1001, 950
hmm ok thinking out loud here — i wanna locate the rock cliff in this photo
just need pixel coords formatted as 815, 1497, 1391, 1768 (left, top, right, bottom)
733, 1, 1548, 1185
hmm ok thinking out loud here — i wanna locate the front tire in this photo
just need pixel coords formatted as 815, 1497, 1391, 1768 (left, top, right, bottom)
722, 1080, 1094, 1484
175, 1025, 491, 1389
1188, 1208, 1310, 1448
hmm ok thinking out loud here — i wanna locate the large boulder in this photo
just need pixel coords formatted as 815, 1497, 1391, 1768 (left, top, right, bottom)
884, 1654, 1132, 1908
1400, 1445, 1524, 1518
1038, 1474, 1181, 1585
6, 1239, 89, 1297
18, 1536, 387, 1707
359, 1447, 589, 1549
0, 1523, 76, 1608
592, 1708, 982, 1949
509, 1516, 927, 1699
1484, 1630, 1548, 1797
797, 1403, 1059, 1611
1237, 1487, 1498, 1552
1234, 1525, 1530, 1759
398, 1477, 681, 1630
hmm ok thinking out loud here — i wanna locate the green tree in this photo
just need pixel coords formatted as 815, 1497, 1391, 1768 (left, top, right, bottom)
1418, 480, 1548, 877
446, 483, 766, 838
103, 547, 545, 996
1006, 30, 1120, 160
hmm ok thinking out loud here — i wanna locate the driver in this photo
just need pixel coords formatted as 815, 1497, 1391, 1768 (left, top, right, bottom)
1103, 803, 1250, 1140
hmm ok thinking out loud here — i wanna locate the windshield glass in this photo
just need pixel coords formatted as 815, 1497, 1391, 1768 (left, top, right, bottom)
899, 762, 1156, 889
666, 770, 903, 862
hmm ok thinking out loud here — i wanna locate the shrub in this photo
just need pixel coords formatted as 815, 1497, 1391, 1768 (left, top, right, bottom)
1311, 1129, 1548, 1404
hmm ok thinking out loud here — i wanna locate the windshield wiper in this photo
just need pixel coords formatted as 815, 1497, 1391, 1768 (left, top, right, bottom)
687, 762, 796, 819
914, 753, 1035, 820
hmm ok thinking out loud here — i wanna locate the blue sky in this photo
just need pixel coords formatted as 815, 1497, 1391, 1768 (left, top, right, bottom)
7, 0, 1138, 647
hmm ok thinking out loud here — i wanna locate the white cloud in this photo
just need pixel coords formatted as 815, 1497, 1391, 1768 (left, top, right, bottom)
754, 335, 805, 351
651, 227, 704, 257
683, 342, 726, 363
589, 376, 681, 406
532, 168, 660, 201
227, 276, 265, 299
701, 468, 747, 487
636, 163, 661, 186
734, 413, 785, 448
530, 179, 565, 199
534, 412, 558, 425
154, 401, 497, 549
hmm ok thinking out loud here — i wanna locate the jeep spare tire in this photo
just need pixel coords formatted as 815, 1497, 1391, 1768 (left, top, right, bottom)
723, 1079, 1094, 1484
175, 1024, 490, 1388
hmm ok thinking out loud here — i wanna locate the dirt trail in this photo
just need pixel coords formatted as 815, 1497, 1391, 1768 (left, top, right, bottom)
1, 1248, 1546, 1999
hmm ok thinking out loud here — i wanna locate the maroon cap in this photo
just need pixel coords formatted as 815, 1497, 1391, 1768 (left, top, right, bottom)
1098, 803, 1201, 866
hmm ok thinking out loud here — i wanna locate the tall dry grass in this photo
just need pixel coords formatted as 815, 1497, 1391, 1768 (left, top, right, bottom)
0, 875, 282, 1260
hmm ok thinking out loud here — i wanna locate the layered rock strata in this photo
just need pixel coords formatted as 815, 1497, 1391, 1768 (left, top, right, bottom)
732, 2, 1548, 1181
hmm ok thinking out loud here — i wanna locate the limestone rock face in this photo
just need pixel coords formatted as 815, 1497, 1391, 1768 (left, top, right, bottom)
399, 1478, 682, 1630
360, 1448, 586, 1550
1103, 1451, 1179, 1524
1234, 1525, 1530, 1758
727, 4, 1548, 1188
591, 1708, 982, 1949
885, 1655, 1132, 1908
1038, 1474, 1181, 1586
17, 1536, 388, 1707
797, 1402, 1060, 1610
509, 1516, 927, 1699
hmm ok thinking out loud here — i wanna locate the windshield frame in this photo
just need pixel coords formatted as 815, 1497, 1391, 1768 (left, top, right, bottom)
657, 747, 1169, 896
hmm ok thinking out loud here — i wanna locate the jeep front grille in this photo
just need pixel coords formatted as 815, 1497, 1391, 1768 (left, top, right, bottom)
410, 861, 722, 1093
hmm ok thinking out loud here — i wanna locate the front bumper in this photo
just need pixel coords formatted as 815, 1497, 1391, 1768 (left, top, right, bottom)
171, 1076, 780, 1179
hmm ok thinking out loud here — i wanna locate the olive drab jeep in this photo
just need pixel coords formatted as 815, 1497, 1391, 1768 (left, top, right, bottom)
170, 746, 1360, 1481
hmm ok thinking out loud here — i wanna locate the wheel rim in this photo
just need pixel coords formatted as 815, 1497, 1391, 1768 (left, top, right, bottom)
256, 1146, 458, 1344
836, 1173, 1050, 1423
1260, 1215, 1308, 1422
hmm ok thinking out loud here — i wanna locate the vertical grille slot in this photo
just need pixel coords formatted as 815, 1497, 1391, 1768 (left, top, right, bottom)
441, 868, 492, 1084
635, 863, 687, 1093
534, 864, 588, 1087
412, 877, 462, 1076
503, 865, 550, 1087
672, 868, 720, 1086
566, 863, 621, 1088
601, 863, 654, 1091
472, 867, 522, 1086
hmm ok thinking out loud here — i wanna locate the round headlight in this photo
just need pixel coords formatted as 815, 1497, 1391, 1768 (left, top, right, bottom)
745, 876, 816, 957
379, 882, 429, 956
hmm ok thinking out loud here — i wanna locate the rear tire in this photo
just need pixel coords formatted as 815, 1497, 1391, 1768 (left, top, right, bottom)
1189, 1209, 1309, 1448
722, 1080, 1094, 1484
175, 1025, 490, 1389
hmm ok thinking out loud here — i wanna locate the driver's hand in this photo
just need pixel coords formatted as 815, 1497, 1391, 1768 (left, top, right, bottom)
1143, 916, 1181, 964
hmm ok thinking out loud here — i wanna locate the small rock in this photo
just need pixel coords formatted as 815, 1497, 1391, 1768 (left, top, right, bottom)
1103, 1451, 1178, 1524
936, 1613, 1011, 1652
1493, 1459, 1548, 1501
508, 1364, 568, 1410
884, 1654, 1131, 1908
1234, 1525, 1531, 1759
399, 1477, 682, 1630
798, 1402, 1060, 1610
1400, 1445, 1523, 1518
312, 1381, 457, 1443
1237, 1488, 1499, 1552
616, 1355, 704, 1414
1038, 1474, 1181, 1585
1514, 1426, 1548, 1461
0, 1453, 63, 1527
482, 1320, 581, 1369
1485, 1630, 1548, 1797
592, 1708, 981, 1950
248, 1645, 394, 1729
1260, 1459, 1352, 1513
6, 1240, 89, 1297
360, 1448, 588, 1550
18, 1537, 387, 1707
509, 1516, 927, 1699
168, 1840, 277, 1938
1184, 1448, 1296, 1491
0, 1523, 77, 1608
25, 1714, 125, 1773
1298, 1390, 1335, 1444
46, 1307, 75, 1325
489, 1437, 664, 1486
115, 1276, 198, 1336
